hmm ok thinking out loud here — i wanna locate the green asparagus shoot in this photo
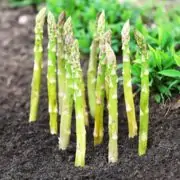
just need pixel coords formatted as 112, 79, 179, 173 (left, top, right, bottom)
134, 30, 149, 156
57, 12, 66, 115
87, 11, 105, 118
71, 40, 87, 167
59, 17, 74, 150
121, 20, 137, 138
47, 11, 58, 135
29, 7, 46, 122
94, 30, 111, 145
105, 42, 118, 163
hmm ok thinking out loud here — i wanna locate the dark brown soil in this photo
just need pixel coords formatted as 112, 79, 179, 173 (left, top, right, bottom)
0, 2, 179, 180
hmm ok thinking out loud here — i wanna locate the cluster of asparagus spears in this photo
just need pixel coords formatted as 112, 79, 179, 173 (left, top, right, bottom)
121, 20, 149, 156
29, 7, 149, 167
87, 13, 149, 160
29, 8, 87, 167
88, 11, 118, 163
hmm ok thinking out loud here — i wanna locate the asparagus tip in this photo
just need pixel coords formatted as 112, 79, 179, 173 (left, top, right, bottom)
58, 11, 66, 25
134, 30, 146, 50
104, 30, 112, 44
47, 11, 56, 24
106, 42, 116, 64
64, 16, 72, 28
63, 17, 74, 45
121, 19, 130, 49
121, 19, 130, 36
35, 7, 46, 26
97, 10, 105, 36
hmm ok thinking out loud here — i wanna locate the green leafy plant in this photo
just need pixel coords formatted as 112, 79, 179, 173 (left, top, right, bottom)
9, 0, 44, 7
46, 0, 141, 53
132, 46, 180, 103
130, 3, 180, 103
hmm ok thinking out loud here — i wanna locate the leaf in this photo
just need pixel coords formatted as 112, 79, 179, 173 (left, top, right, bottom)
154, 94, 161, 103
158, 85, 171, 96
158, 69, 180, 78
168, 80, 180, 89
174, 54, 180, 66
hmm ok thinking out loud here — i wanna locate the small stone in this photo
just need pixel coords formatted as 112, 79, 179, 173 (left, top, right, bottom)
18, 15, 29, 25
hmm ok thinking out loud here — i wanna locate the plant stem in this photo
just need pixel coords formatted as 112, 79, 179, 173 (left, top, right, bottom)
87, 11, 105, 118
105, 42, 118, 163
57, 12, 66, 115
121, 20, 137, 138
82, 80, 89, 126
47, 11, 58, 135
134, 30, 149, 156
71, 40, 86, 167
59, 17, 74, 150
94, 30, 111, 145
29, 7, 46, 122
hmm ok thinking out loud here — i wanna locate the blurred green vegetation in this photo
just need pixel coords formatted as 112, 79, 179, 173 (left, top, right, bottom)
9, 0, 180, 102
9, 0, 45, 7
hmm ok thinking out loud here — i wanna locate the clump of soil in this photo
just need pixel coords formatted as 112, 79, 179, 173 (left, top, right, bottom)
0, 2, 179, 179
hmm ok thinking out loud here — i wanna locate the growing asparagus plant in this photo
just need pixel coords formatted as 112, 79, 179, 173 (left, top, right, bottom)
87, 11, 105, 118
29, 7, 153, 167
59, 17, 74, 150
105, 42, 118, 163
134, 30, 149, 156
71, 39, 87, 167
47, 11, 58, 135
94, 30, 111, 145
57, 12, 66, 115
29, 7, 46, 122
121, 20, 137, 138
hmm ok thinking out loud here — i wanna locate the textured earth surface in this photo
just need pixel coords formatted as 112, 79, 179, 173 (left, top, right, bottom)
0, 1, 179, 180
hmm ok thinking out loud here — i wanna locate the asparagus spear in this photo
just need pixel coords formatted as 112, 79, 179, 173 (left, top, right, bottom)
29, 7, 46, 122
87, 11, 105, 118
105, 43, 118, 163
47, 12, 58, 135
104, 30, 112, 100
134, 30, 149, 156
121, 20, 137, 138
71, 40, 86, 167
82, 79, 89, 127
93, 30, 111, 145
57, 12, 66, 115
59, 17, 74, 150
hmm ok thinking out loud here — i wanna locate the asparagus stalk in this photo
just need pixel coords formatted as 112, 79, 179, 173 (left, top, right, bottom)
71, 40, 86, 167
104, 30, 112, 100
121, 20, 137, 138
29, 7, 46, 122
59, 17, 74, 150
134, 30, 149, 156
47, 12, 58, 134
87, 11, 105, 118
93, 31, 111, 145
105, 43, 118, 163
82, 80, 89, 127
57, 12, 66, 115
